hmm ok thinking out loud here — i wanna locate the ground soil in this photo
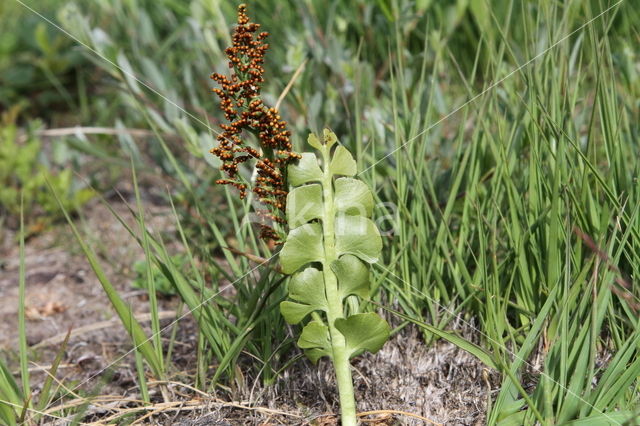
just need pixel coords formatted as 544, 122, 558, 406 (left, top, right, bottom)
0, 195, 498, 425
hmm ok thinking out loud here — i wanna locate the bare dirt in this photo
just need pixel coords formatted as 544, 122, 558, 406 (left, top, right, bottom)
0, 196, 497, 425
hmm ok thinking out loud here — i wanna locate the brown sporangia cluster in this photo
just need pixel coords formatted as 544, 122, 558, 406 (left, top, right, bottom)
210, 4, 300, 241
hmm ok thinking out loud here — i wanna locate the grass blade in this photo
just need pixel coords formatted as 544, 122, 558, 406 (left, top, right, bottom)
46, 179, 165, 380
18, 193, 30, 410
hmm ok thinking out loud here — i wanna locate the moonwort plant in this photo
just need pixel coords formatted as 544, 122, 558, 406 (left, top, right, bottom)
211, 6, 390, 425
279, 130, 390, 425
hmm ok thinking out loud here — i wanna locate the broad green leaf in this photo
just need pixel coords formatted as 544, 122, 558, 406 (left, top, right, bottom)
280, 301, 317, 324
281, 131, 390, 373
334, 313, 390, 358
323, 128, 338, 148
289, 267, 327, 307
286, 184, 323, 227
334, 177, 373, 216
298, 321, 330, 349
298, 321, 332, 363
335, 215, 382, 263
307, 132, 323, 150
329, 145, 357, 176
304, 348, 331, 364
288, 153, 323, 186
331, 254, 370, 300
280, 223, 323, 274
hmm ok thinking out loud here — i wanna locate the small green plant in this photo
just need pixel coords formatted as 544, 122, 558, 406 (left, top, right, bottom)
0, 116, 94, 229
131, 255, 182, 296
209, 7, 390, 423
279, 129, 390, 425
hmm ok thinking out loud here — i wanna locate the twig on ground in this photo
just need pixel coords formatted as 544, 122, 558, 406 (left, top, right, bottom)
358, 409, 442, 425
32, 311, 177, 349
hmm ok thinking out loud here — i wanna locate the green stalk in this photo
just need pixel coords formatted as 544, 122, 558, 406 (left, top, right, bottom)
320, 145, 357, 426
18, 194, 30, 410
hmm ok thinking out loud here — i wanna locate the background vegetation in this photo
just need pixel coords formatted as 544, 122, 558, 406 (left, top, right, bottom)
1, 0, 638, 424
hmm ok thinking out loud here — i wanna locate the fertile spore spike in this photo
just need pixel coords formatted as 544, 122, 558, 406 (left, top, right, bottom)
210, 3, 301, 242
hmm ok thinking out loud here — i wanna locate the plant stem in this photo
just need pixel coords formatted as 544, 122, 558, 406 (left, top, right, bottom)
320, 145, 357, 426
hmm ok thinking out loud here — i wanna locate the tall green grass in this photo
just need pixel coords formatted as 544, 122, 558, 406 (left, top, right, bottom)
355, 1, 640, 423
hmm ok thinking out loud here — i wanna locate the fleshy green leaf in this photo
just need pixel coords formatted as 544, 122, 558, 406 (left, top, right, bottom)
280, 301, 317, 324
331, 254, 370, 300
308, 132, 323, 150
334, 178, 373, 216
323, 128, 338, 148
298, 321, 332, 363
334, 313, 390, 358
288, 153, 323, 186
280, 267, 328, 324
281, 131, 390, 368
304, 348, 331, 364
298, 321, 330, 349
280, 223, 324, 274
286, 184, 323, 228
329, 145, 357, 176
289, 267, 327, 307
335, 215, 382, 263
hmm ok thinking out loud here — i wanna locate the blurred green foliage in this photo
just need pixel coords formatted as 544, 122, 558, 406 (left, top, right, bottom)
0, 0, 90, 120
0, 110, 94, 228
131, 255, 182, 296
